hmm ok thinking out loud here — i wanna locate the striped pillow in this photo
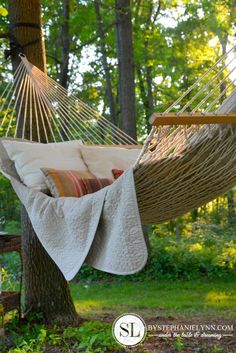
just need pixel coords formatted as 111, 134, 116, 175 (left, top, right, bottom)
41, 168, 113, 198
112, 169, 124, 179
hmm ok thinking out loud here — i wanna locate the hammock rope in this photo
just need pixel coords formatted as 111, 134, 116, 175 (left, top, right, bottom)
134, 44, 236, 167
1, 54, 137, 145
164, 43, 236, 114
0, 45, 236, 224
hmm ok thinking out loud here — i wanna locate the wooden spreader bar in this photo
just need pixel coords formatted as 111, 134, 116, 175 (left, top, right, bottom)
150, 112, 236, 126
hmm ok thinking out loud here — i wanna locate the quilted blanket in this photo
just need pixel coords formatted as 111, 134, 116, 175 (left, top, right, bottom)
0, 141, 148, 280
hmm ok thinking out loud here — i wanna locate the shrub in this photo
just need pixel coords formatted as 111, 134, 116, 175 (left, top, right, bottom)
74, 222, 236, 283
1, 217, 236, 287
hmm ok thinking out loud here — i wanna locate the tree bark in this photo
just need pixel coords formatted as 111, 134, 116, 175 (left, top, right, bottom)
95, 0, 117, 126
8, 0, 78, 324
145, 60, 154, 119
21, 207, 78, 324
8, 0, 47, 142
219, 34, 228, 103
227, 190, 235, 224
134, 2, 161, 133
59, 0, 71, 140
115, 0, 136, 140
59, 0, 70, 89
191, 208, 198, 222
136, 65, 151, 132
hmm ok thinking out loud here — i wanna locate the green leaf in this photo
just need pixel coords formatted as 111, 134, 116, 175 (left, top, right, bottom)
0, 6, 8, 17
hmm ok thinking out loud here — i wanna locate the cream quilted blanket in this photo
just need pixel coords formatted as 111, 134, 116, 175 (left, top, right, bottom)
0, 141, 148, 280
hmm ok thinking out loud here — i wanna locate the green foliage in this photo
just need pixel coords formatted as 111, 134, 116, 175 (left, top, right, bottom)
0, 6, 8, 17
3, 221, 21, 234
0, 253, 21, 291
0, 175, 21, 233
63, 321, 119, 352
74, 221, 236, 283
173, 337, 184, 352
5, 318, 118, 353
145, 223, 236, 280
3, 216, 232, 292
39, 0, 236, 137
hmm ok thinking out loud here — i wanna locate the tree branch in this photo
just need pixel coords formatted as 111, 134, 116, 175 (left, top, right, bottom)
153, 0, 161, 23
46, 53, 62, 64
71, 22, 114, 53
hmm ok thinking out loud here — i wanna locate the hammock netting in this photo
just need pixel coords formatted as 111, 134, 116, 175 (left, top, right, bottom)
1, 45, 236, 224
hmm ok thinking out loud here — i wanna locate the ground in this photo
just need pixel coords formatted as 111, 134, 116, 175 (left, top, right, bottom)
4, 277, 235, 353
71, 278, 236, 352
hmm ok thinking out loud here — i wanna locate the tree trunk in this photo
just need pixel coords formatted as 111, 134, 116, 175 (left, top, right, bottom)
59, 0, 71, 141
8, 0, 78, 324
227, 190, 235, 224
134, 2, 160, 134
145, 61, 154, 119
191, 209, 198, 222
136, 65, 151, 132
94, 0, 117, 126
219, 34, 228, 103
21, 207, 78, 324
115, 0, 136, 140
59, 0, 70, 89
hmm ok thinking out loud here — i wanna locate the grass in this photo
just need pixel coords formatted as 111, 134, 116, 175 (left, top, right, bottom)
3, 277, 236, 352
70, 276, 236, 319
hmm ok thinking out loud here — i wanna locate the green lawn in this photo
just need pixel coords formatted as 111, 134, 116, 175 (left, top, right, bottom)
4, 277, 236, 353
70, 276, 236, 319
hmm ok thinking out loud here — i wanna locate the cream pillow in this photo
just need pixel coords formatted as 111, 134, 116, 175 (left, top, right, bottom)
80, 145, 141, 179
2, 139, 88, 190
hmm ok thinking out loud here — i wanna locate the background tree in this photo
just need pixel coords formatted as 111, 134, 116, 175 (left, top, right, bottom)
115, 0, 136, 139
59, 0, 70, 89
94, 0, 117, 125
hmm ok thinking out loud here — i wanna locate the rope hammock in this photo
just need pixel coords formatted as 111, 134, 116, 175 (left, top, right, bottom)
1, 45, 236, 225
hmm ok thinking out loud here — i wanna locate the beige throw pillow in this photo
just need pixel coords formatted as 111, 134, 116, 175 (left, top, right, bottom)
80, 145, 141, 179
2, 139, 88, 190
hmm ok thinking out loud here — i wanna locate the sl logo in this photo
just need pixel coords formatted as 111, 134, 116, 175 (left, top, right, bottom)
112, 313, 147, 347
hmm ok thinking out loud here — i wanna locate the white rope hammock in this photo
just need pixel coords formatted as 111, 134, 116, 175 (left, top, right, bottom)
1, 45, 236, 224
0, 54, 137, 145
